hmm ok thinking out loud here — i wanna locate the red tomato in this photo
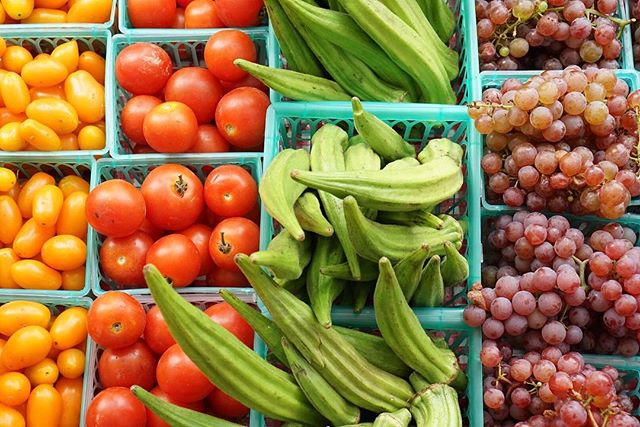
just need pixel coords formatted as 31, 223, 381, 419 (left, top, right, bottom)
141, 164, 204, 231
189, 125, 230, 153
206, 266, 249, 287
172, 7, 186, 28
87, 292, 146, 349
220, 75, 269, 94
164, 68, 224, 124
146, 234, 201, 287
120, 95, 162, 145
147, 387, 205, 427
185, 0, 224, 28
204, 165, 257, 217
127, 0, 176, 28
143, 102, 199, 152
86, 180, 146, 238
86, 387, 147, 427
99, 231, 155, 288
156, 344, 214, 403
209, 217, 259, 272
143, 305, 176, 354
138, 217, 164, 240
116, 43, 173, 95
179, 224, 214, 276
204, 303, 254, 348
204, 31, 257, 82
98, 340, 157, 390
207, 387, 249, 420
216, 0, 263, 27
215, 87, 270, 149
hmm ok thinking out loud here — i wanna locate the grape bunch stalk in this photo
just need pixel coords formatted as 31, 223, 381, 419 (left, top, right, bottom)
476, 0, 634, 70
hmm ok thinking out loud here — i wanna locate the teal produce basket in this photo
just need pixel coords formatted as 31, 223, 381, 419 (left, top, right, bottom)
267, 0, 479, 106
249, 308, 483, 427
260, 103, 482, 307
0, 29, 112, 159
0, 1, 116, 30
0, 156, 94, 297
87, 155, 263, 296
107, 29, 271, 158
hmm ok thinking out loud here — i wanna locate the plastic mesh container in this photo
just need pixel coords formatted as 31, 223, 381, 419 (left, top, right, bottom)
249, 308, 483, 427
107, 30, 270, 158
0, 156, 94, 297
0, 29, 112, 158
82, 291, 258, 427
87, 155, 262, 296
267, 0, 476, 106
0, 1, 116, 30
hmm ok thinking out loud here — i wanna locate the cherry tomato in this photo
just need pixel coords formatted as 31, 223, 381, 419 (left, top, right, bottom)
146, 234, 201, 287
120, 95, 161, 145
156, 344, 214, 403
184, 0, 223, 28
86, 179, 146, 238
19, 119, 61, 151
98, 339, 157, 390
1, 72, 30, 114
64, 70, 105, 124
49, 307, 87, 350
99, 231, 154, 288
0, 403, 25, 427
57, 176, 89, 197
0, 372, 30, 406
12, 218, 54, 258
17, 172, 54, 218
204, 165, 257, 217
204, 30, 256, 82
164, 67, 224, 124
115, 43, 172, 95
189, 124, 230, 153
21, 57, 68, 88
127, 0, 175, 28
143, 304, 176, 353
11, 260, 62, 290
55, 377, 83, 427
1, 325, 52, 370
32, 185, 63, 227
209, 217, 259, 272
179, 223, 214, 276
41, 235, 86, 271
216, 0, 263, 27
24, 358, 59, 386
87, 292, 146, 349
0, 301, 50, 336
61, 266, 85, 292
143, 102, 198, 153
146, 387, 204, 427
215, 87, 269, 149
86, 387, 146, 427
66, 0, 112, 23
0, 168, 16, 192
220, 73, 268, 94
25, 99, 78, 135
56, 191, 88, 239
29, 86, 65, 101
50, 40, 79, 74
207, 387, 250, 420
204, 302, 254, 348
2, 46, 33, 74
0, 122, 26, 151
78, 51, 106, 85
21, 8, 67, 23
0, 248, 20, 289
56, 349, 85, 380
206, 265, 249, 287
0, 108, 27, 128
77, 125, 106, 150
0, 195, 22, 245
26, 384, 62, 427
59, 134, 80, 151
172, 7, 185, 28
141, 164, 204, 231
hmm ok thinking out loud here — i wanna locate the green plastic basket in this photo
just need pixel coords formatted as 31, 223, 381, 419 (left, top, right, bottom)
0, 1, 116, 30
107, 30, 271, 158
267, 0, 477, 106
260, 103, 481, 308
87, 155, 262, 296
249, 307, 483, 427
0, 29, 112, 159
0, 156, 94, 297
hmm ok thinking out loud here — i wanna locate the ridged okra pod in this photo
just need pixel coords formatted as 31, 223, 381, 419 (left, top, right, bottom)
377, 209, 443, 229
307, 235, 347, 327
394, 244, 431, 301
411, 255, 444, 307
353, 281, 374, 313
440, 241, 469, 287
320, 259, 379, 282
250, 229, 313, 280
235, 254, 415, 413
345, 139, 381, 220
416, 0, 457, 44
409, 383, 462, 427
417, 138, 464, 167
372, 408, 412, 427
143, 265, 324, 424
373, 258, 465, 387
282, 337, 361, 425
294, 192, 334, 237
383, 157, 420, 170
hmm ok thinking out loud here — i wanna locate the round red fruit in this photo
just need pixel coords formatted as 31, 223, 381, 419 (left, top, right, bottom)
86, 180, 146, 238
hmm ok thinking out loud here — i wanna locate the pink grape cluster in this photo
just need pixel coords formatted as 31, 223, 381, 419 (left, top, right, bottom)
471, 68, 640, 218
481, 344, 639, 427
476, 0, 629, 71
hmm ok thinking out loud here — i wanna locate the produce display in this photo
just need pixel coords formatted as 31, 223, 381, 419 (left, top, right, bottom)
0, 0, 112, 25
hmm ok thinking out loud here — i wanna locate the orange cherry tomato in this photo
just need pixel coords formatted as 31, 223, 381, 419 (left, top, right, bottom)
0, 403, 25, 427
0, 180, 20, 202
58, 134, 79, 151
0, 122, 27, 152
31, 185, 64, 227
0, 168, 16, 192
49, 307, 87, 350
77, 124, 105, 150
1, 46, 33, 74
17, 172, 55, 218
56, 349, 84, 379
0, 108, 27, 128
18, 119, 61, 151
64, 70, 105, 123
0, 196, 22, 245
41, 235, 86, 271
50, 41, 79, 75
24, 358, 58, 386
29, 86, 66, 101
26, 384, 62, 427
0, 372, 30, 406
61, 266, 85, 291
1, 0, 34, 20
10, 260, 62, 290
21, 8, 66, 23
56, 191, 87, 239
1, 326, 52, 370
55, 377, 82, 427
57, 176, 89, 197
77, 51, 105, 84
26, 99, 78, 135
0, 72, 30, 114
0, 248, 20, 289
0, 301, 50, 336
21, 57, 68, 88
67, 0, 111, 23
12, 219, 56, 259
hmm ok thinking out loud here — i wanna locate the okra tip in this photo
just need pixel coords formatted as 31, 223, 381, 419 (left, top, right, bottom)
351, 97, 363, 114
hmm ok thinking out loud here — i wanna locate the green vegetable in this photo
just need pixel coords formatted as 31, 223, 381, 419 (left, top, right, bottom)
294, 192, 334, 237
412, 255, 445, 307
307, 235, 347, 327
250, 229, 313, 280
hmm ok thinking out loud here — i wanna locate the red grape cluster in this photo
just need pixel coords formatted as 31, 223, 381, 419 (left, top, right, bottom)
471, 68, 640, 218
481, 345, 639, 427
476, 0, 630, 71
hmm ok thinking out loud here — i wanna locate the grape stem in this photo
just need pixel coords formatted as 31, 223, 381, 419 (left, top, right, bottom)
467, 101, 514, 111
585, 7, 635, 29
587, 406, 599, 427
572, 256, 589, 289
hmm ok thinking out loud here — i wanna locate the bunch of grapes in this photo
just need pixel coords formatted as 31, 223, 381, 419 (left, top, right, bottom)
470, 68, 640, 218
476, 0, 631, 71
481, 344, 639, 426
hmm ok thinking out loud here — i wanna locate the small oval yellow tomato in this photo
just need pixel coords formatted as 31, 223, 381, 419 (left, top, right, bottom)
1, 0, 34, 20
12, 219, 56, 259
58, 134, 79, 151
41, 235, 86, 271
55, 191, 87, 239
0, 108, 27, 128
50, 41, 78, 74
61, 266, 84, 292
55, 349, 84, 380
0, 403, 25, 427
0, 301, 50, 336
21, 7, 66, 23
0, 180, 20, 202
49, 307, 87, 350
57, 176, 88, 198
54, 377, 82, 427
21, 57, 68, 88
10, 260, 61, 291
64, 70, 104, 124
26, 384, 61, 427
0, 72, 30, 114
0, 122, 27, 151
17, 172, 55, 218
24, 358, 58, 386
1, 46, 33, 74
31, 185, 63, 228
29, 86, 65, 101
1, 326, 52, 370
66, 0, 111, 23
0, 372, 30, 406
0, 196, 21, 245
0, 168, 16, 192
26, 99, 78, 135
77, 51, 105, 84
0, 248, 20, 289
18, 119, 61, 151
77, 124, 105, 150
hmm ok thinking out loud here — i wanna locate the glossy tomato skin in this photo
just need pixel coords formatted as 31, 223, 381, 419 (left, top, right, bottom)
86, 387, 147, 427
147, 387, 204, 427
127, 0, 176, 28
204, 303, 254, 348
87, 292, 146, 349
204, 31, 257, 82
115, 44, 173, 95
184, 0, 224, 28
143, 102, 198, 153
99, 231, 155, 288
216, 0, 263, 27
98, 340, 157, 390
179, 224, 214, 276
86, 180, 146, 238
206, 265, 249, 287
209, 217, 259, 272
207, 387, 250, 420
204, 165, 257, 217
164, 67, 224, 124
215, 87, 270, 149
146, 234, 201, 287
141, 165, 204, 231
156, 344, 214, 403
189, 124, 230, 153
143, 305, 175, 354
120, 95, 162, 145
